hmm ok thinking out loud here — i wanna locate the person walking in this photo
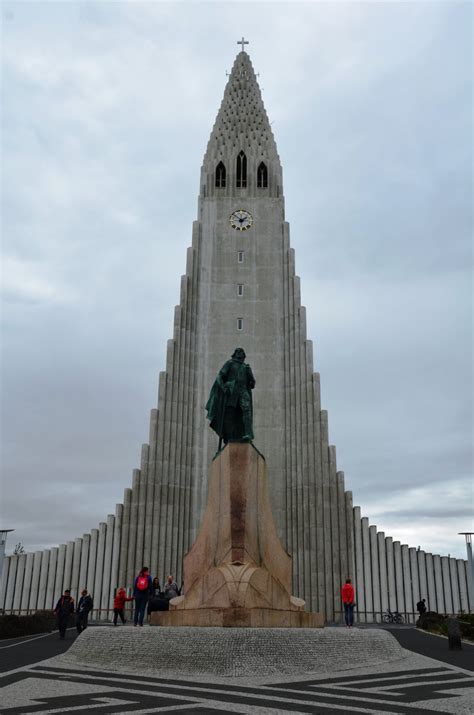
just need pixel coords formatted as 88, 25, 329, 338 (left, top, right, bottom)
133, 567, 152, 626
113, 587, 133, 625
341, 578, 355, 628
416, 598, 427, 617
76, 589, 93, 633
54, 589, 75, 639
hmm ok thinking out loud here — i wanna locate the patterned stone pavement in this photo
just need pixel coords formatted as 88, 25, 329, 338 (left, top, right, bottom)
1, 628, 473, 714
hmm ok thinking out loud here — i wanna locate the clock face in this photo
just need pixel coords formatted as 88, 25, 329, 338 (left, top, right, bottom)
229, 209, 253, 231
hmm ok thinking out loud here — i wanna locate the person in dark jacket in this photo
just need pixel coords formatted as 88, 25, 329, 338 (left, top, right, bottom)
416, 598, 427, 616
76, 589, 93, 633
147, 577, 164, 616
163, 575, 180, 601
113, 587, 133, 625
341, 578, 355, 628
54, 589, 75, 639
133, 567, 152, 626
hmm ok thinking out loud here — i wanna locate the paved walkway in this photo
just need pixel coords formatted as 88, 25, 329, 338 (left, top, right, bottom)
1, 626, 473, 714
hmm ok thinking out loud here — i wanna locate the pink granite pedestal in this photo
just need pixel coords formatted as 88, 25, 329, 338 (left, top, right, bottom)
151, 443, 323, 628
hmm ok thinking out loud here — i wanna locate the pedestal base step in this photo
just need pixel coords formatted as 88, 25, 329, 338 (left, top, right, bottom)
62, 626, 408, 678
151, 607, 324, 628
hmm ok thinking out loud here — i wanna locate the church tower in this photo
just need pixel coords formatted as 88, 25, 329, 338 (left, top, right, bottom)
2, 46, 471, 623
128, 46, 355, 619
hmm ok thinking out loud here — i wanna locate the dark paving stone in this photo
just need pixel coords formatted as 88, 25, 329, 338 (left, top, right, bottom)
387, 627, 474, 671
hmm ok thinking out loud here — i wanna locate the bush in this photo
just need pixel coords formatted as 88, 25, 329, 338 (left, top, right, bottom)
0, 611, 56, 639
416, 611, 474, 642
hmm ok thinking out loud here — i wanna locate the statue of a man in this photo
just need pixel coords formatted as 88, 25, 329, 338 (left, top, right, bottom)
206, 347, 256, 447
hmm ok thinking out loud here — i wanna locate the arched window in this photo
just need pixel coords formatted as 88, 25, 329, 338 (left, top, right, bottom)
236, 151, 247, 188
215, 161, 226, 188
257, 162, 268, 188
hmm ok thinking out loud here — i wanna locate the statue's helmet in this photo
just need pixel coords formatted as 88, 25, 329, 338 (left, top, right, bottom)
232, 347, 246, 360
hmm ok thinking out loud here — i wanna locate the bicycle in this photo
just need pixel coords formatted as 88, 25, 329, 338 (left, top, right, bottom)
382, 609, 404, 624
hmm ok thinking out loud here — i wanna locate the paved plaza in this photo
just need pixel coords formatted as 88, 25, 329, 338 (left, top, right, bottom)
1, 626, 473, 714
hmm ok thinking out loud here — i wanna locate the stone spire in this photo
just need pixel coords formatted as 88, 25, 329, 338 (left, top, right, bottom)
201, 51, 282, 198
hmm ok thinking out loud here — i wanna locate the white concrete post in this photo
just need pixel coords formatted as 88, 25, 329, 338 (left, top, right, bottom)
441, 556, 453, 614
425, 553, 436, 612
393, 541, 404, 612
409, 548, 420, 623
378, 532, 388, 617
4, 555, 18, 611
385, 537, 397, 611
93, 523, 107, 621
401, 545, 412, 618
417, 550, 428, 607
100, 514, 115, 620
369, 525, 381, 621
70, 538, 82, 603
63, 541, 74, 591
433, 555, 445, 613
79, 534, 90, 593
457, 559, 469, 613
361, 517, 372, 621
28, 551, 43, 611
12, 553, 27, 613
110, 504, 123, 595
0, 556, 10, 610
86, 529, 99, 615
37, 550, 50, 610
449, 557, 460, 614
46, 547, 58, 610
20, 552, 34, 613
353, 507, 365, 623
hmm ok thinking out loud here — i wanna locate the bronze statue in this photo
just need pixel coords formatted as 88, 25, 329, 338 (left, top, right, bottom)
206, 348, 255, 449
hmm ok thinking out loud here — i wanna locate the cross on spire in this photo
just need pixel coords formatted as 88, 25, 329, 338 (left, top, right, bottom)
237, 36, 249, 52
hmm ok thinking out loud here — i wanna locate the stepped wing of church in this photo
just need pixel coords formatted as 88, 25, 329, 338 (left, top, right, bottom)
2, 51, 471, 621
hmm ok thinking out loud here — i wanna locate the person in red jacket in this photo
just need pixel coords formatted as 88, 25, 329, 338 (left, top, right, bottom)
341, 578, 355, 628
113, 587, 133, 625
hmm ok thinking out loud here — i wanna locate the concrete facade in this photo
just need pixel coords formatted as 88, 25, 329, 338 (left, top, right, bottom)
1, 50, 470, 622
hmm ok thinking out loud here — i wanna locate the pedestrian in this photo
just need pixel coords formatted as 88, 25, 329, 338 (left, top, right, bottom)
147, 576, 162, 616
163, 575, 180, 601
113, 587, 133, 625
54, 589, 75, 639
76, 588, 93, 633
416, 598, 427, 617
133, 567, 152, 626
341, 578, 355, 628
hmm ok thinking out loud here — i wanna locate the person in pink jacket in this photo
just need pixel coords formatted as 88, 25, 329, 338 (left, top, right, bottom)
341, 578, 355, 628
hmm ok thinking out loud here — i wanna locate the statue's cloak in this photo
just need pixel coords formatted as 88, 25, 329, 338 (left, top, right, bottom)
206, 359, 254, 439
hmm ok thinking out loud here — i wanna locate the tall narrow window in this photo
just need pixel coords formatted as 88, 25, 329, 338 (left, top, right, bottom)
237, 318, 243, 331
236, 151, 247, 188
257, 161, 268, 188
215, 161, 226, 188
237, 251, 244, 263
237, 284, 244, 297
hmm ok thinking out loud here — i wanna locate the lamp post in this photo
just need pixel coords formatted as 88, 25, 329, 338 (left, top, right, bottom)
0, 529, 14, 587
458, 532, 474, 608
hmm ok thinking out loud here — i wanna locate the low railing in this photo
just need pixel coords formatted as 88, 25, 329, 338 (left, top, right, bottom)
334, 609, 465, 625
0, 607, 135, 621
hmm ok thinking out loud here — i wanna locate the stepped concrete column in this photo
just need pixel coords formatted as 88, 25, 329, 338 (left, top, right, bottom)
449, 558, 460, 614
45, 547, 58, 609
417, 550, 428, 605
393, 542, 404, 612
433, 555, 444, 612
126, 471, 140, 589
457, 560, 469, 613
378, 533, 388, 617
101, 514, 115, 618
37, 550, 50, 610
441, 556, 453, 614
369, 526, 380, 621
118, 489, 132, 590
93, 523, 107, 621
79, 534, 90, 593
86, 529, 99, 614
20, 552, 34, 613
385, 537, 396, 611
29, 551, 43, 611
361, 517, 372, 621
12, 553, 27, 612
0, 556, 10, 610
401, 546, 412, 617
54, 545, 67, 604
71, 538, 82, 602
425, 553, 436, 611
63, 541, 74, 591
353, 507, 365, 623
409, 548, 420, 623
110, 504, 123, 595
3, 556, 16, 611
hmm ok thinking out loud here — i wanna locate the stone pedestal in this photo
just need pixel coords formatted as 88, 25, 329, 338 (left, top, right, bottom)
152, 443, 323, 628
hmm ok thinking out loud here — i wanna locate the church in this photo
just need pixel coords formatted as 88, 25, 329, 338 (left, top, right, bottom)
1, 45, 471, 622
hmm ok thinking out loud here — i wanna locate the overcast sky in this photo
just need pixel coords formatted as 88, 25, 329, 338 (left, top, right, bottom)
1, 1, 472, 560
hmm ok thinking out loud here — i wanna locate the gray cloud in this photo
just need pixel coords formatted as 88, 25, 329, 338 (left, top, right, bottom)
1, 1, 472, 561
